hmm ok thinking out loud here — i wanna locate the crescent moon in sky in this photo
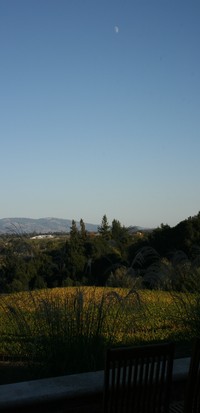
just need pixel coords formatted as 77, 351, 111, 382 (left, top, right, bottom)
114, 26, 119, 34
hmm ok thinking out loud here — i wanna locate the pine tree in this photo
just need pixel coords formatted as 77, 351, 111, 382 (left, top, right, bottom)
98, 215, 111, 240
80, 218, 87, 240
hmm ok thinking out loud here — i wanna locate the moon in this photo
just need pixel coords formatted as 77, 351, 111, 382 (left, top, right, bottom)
114, 25, 119, 34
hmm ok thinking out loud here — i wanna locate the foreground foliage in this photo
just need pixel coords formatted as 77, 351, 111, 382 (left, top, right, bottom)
0, 286, 197, 379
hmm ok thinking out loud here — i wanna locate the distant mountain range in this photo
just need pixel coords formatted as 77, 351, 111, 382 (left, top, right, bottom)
0, 217, 147, 235
0, 218, 98, 234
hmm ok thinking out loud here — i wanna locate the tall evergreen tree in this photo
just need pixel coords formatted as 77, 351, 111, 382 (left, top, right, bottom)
66, 219, 86, 281
70, 220, 79, 242
80, 218, 87, 240
98, 214, 111, 240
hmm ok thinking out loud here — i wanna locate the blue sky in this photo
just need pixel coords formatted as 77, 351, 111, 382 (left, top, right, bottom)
1, 0, 200, 228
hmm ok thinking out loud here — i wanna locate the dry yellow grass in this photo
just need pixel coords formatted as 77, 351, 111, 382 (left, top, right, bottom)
0, 286, 193, 355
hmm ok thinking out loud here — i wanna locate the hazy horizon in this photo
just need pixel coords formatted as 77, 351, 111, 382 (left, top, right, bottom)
0, 212, 197, 230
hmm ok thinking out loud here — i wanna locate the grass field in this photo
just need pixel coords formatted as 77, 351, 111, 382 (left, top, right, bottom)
0, 286, 197, 383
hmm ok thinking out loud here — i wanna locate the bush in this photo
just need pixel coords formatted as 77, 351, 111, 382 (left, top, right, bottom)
106, 267, 140, 289
0, 287, 142, 376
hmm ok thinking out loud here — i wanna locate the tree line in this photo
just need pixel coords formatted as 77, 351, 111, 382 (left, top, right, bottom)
0, 212, 200, 293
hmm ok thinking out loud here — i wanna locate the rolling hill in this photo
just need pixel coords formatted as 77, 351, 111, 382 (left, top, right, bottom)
0, 217, 98, 234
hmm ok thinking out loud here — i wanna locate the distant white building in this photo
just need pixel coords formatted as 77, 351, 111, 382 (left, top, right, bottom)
31, 234, 54, 240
